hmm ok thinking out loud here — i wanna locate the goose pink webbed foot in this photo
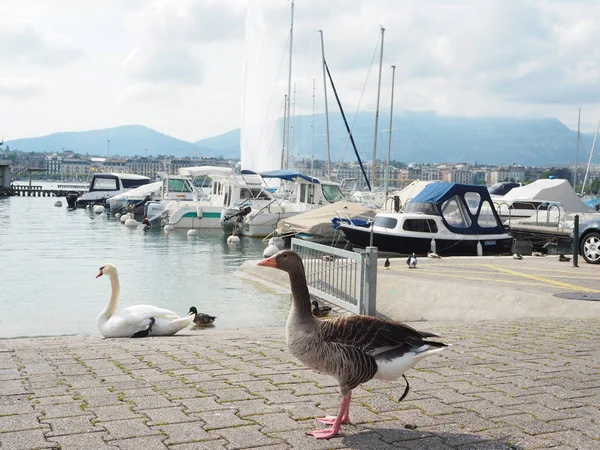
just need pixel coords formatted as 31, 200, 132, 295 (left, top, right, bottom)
316, 392, 351, 425
307, 396, 351, 439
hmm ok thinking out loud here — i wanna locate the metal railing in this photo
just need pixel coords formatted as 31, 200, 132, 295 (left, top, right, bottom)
291, 238, 377, 316
494, 201, 563, 227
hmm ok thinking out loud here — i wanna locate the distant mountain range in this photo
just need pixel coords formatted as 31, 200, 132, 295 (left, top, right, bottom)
4, 112, 592, 166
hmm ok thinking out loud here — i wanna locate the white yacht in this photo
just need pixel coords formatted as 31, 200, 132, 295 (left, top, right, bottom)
144, 166, 231, 229
221, 170, 346, 238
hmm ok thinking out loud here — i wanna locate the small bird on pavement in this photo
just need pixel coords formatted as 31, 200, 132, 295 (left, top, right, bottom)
407, 253, 418, 269
558, 254, 571, 262
384, 257, 390, 269
427, 251, 441, 259
513, 253, 523, 260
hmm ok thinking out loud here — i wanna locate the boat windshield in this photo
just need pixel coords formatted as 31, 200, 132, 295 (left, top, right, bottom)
91, 177, 118, 191
478, 200, 500, 228
441, 195, 472, 228
168, 179, 193, 193
373, 216, 397, 229
403, 201, 439, 215
322, 184, 345, 203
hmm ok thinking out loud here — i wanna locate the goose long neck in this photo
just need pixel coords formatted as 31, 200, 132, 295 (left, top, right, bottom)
99, 272, 120, 319
288, 267, 313, 318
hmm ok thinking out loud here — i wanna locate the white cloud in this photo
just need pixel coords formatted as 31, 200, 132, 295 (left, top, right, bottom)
0, 79, 46, 99
0, 21, 83, 67
123, 0, 245, 86
0, 0, 599, 143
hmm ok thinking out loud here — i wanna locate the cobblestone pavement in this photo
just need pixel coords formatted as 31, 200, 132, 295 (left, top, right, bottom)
1, 319, 599, 449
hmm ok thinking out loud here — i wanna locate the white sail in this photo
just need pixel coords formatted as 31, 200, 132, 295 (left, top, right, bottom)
240, 2, 288, 173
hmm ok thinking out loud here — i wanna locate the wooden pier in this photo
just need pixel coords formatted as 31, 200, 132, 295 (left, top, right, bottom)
10, 184, 88, 197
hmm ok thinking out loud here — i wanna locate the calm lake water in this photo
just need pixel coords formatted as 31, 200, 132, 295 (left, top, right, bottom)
0, 195, 290, 338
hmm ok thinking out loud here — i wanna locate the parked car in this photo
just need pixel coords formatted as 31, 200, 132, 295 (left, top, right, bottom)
577, 218, 600, 264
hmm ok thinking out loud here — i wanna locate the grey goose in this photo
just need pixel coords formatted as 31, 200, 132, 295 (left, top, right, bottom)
258, 250, 448, 439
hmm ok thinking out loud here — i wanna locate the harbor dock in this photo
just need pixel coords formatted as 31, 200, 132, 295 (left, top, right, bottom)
10, 183, 88, 197
1, 255, 599, 449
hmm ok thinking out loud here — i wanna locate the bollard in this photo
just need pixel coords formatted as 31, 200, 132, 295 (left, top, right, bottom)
572, 215, 579, 267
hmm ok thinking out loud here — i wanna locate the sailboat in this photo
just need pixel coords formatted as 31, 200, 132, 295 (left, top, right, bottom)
227, 1, 347, 238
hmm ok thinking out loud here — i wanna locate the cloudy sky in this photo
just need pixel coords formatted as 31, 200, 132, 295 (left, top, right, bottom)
1, 0, 599, 144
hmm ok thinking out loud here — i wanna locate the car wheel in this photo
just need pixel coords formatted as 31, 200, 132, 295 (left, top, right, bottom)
580, 231, 600, 264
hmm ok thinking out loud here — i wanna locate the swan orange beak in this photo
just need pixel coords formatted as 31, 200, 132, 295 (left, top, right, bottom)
258, 255, 277, 268
96, 269, 104, 278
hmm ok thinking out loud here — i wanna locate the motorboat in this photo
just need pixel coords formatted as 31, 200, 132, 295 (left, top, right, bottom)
75, 173, 151, 207
143, 167, 229, 229
221, 170, 346, 238
339, 182, 514, 256
107, 181, 162, 216
491, 178, 590, 225
273, 200, 380, 246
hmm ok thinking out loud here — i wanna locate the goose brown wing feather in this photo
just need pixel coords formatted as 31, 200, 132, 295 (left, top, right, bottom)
317, 315, 432, 355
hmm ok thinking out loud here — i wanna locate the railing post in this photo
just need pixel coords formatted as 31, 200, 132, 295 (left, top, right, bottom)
573, 214, 579, 267
362, 246, 378, 316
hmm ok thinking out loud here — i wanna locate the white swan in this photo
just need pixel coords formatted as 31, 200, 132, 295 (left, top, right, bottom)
96, 264, 194, 338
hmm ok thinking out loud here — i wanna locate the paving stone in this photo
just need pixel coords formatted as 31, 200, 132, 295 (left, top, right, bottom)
132, 395, 181, 410
251, 412, 306, 433
214, 424, 285, 449
0, 427, 58, 449
109, 435, 168, 449
196, 409, 255, 429
0, 412, 45, 432
93, 404, 144, 422
43, 415, 105, 437
1, 319, 600, 449
157, 422, 214, 445
103, 417, 161, 440
278, 401, 327, 420
168, 439, 228, 449
271, 429, 347, 449
48, 432, 118, 449
180, 396, 232, 412
144, 406, 197, 425
83, 394, 125, 407
34, 394, 79, 405
0, 403, 34, 416
36, 402, 90, 418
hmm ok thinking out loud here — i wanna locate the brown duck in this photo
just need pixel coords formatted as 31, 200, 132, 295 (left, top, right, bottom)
258, 250, 448, 439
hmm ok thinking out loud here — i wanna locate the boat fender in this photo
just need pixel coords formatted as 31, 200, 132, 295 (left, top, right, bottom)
196, 207, 203, 219
477, 240, 483, 256
430, 238, 436, 254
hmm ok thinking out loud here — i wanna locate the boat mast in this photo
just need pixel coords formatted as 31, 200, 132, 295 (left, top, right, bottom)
574, 108, 581, 188
581, 119, 600, 196
282, 0, 295, 169
280, 94, 288, 169
385, 64, 396, 207
290, 82, 297, 168
318, 30, 331, 179
371, 26, 385, 191
311, 78, 315, 178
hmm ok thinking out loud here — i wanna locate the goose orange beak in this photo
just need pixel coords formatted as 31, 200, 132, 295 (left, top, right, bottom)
258, 255, 277, 268
96, 269, 104, 278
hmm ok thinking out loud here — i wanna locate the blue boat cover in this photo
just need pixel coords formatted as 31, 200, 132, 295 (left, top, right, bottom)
241, 169, 319, 184
410, 182, 506, 235
412, 182, 490, 203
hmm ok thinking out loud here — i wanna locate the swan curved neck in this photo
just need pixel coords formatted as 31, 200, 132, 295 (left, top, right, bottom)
99, 272, 120, 320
